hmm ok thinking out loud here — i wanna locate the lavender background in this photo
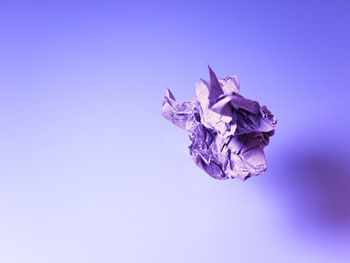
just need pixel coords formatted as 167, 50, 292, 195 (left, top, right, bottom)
1, 1, 350, 262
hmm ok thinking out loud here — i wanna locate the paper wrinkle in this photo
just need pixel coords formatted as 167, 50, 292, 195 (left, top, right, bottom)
161, 67, 277, 180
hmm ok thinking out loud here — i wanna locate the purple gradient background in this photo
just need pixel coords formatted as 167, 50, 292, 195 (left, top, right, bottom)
1, 1, 350, 262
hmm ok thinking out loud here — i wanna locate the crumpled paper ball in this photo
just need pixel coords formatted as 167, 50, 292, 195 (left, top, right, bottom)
161, 66, 277, 180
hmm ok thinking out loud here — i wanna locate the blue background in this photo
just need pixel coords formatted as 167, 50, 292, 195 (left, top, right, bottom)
1, 0, 350, 262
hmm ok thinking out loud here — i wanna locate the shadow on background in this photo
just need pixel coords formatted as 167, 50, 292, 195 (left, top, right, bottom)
280, 147, 350, 231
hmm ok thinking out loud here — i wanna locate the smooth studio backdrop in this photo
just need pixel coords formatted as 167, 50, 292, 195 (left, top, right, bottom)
1, 1, 350, 262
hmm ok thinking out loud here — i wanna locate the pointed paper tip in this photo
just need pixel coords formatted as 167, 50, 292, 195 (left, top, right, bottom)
207, 65, 224, 99
165, 88, 176, 100
208, 65, 217, 81
200, 78, 210, 87
208, 65, 219, 85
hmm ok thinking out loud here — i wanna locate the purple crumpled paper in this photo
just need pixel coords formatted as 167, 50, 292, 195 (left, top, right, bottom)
161, 67, 277, 180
